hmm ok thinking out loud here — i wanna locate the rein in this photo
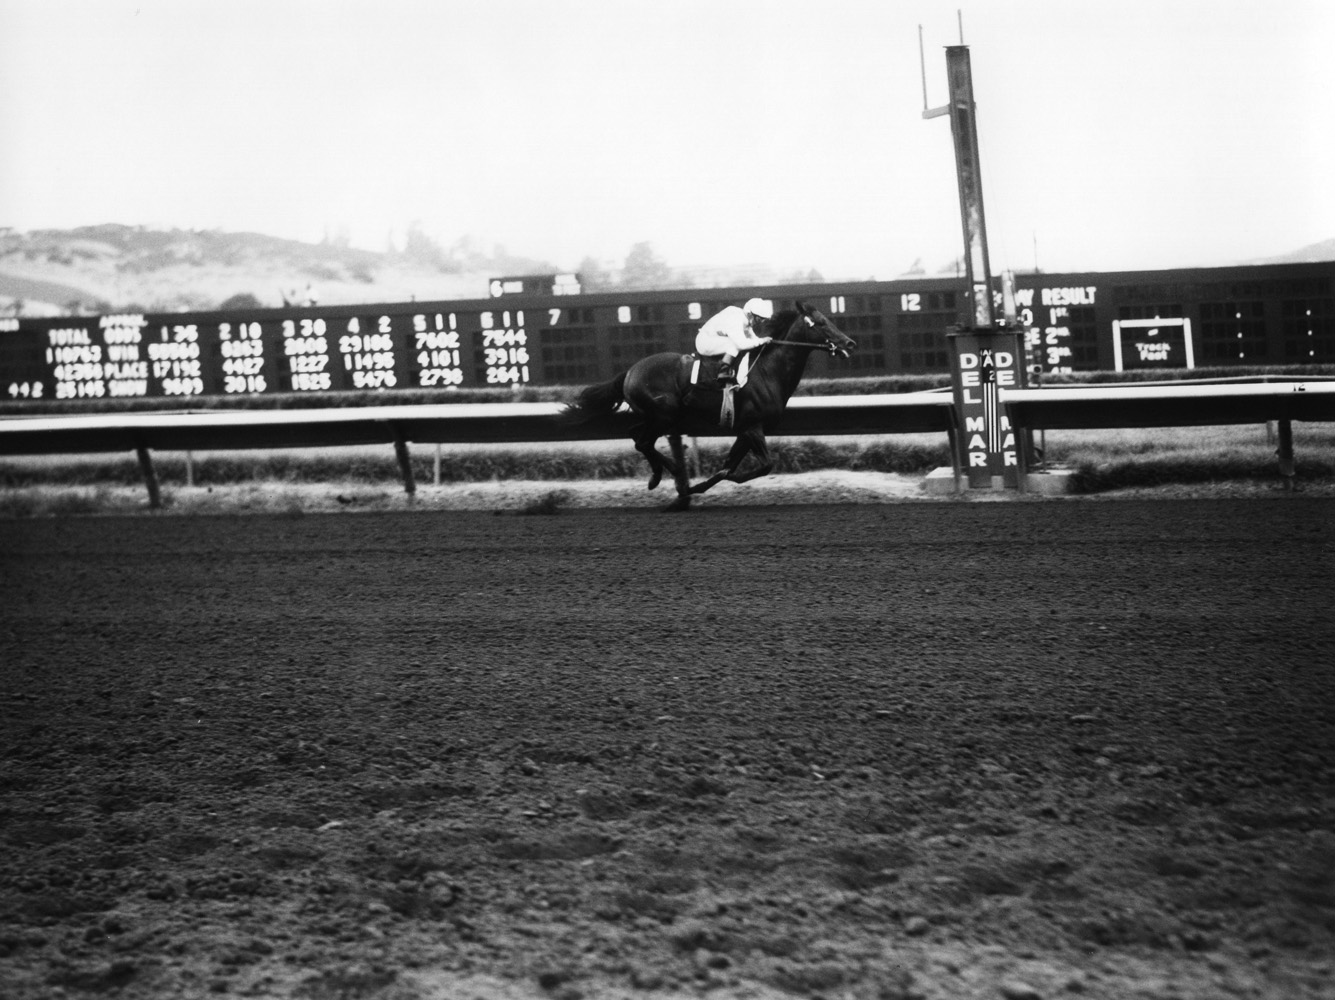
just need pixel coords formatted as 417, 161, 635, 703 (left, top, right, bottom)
755, 334, 840, 364
766, 339, 839, 352
752, 315, 843, 364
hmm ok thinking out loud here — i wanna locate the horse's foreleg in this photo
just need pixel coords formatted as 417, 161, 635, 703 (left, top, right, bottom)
726, 431, 773, 484
728, 464, 774, 484
688, 434, 755, 495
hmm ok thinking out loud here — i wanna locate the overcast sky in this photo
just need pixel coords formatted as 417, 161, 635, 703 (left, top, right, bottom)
2, 0, 1332, 279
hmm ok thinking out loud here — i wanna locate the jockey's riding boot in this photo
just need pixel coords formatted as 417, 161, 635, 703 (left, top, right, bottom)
716, 362, 735, 385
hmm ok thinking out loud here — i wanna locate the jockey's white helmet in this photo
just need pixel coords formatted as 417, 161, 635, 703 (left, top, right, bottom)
743, 297, 774, 319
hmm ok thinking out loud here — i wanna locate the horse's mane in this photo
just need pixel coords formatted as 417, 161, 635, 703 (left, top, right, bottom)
767, 308, 801, 340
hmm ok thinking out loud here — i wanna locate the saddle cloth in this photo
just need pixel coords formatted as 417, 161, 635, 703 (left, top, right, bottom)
688, 351, 753, 388
687, 352, 752, 429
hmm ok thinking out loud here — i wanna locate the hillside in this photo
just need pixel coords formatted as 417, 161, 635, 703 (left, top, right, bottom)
0, 226, 827, 317
3, 225, 1332, 319
0, 225, 557, 316
1248, 237, 1335, 265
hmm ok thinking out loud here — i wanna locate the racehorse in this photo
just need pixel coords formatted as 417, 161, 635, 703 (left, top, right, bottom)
560, 301, 855, 510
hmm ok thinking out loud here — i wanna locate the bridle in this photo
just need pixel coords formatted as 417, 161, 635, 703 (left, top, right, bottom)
764, 314, 848, 357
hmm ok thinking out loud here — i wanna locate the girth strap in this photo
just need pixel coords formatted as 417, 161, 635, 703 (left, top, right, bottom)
720, 385, 737, 429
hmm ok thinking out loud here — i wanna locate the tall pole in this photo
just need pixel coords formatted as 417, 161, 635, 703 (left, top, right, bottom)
923, 38, 1028, 489
919, 26, 931, 114
944, 45, 995, 330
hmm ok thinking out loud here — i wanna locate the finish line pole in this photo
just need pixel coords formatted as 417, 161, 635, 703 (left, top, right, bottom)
924, 38, 1031, 489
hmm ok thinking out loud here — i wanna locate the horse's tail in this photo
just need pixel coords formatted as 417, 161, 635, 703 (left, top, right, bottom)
558, 371, 628, 425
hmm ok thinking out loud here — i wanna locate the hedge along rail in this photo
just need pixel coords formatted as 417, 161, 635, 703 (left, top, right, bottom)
0, 392, 959, 508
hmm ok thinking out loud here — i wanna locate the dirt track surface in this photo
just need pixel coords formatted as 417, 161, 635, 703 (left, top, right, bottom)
2, 497, 1334, 1000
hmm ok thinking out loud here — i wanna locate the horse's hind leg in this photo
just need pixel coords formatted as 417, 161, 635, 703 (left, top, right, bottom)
632, 428, 665, 490
632, 427, 682, 491
662, 434, 692, 511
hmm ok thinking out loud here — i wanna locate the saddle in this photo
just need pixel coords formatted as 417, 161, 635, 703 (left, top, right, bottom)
687, 351, 754, 389
686, 352, 755, 429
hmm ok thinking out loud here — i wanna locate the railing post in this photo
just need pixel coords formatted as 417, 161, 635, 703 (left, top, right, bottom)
1013, 404, 1028, 494
391, 424, 416, 496
944, 419, 963, 494
135, 444, 162, 509
1276, 418, 1296, 490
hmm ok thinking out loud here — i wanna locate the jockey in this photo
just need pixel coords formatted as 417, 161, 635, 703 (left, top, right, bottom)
695, 297, 774, 384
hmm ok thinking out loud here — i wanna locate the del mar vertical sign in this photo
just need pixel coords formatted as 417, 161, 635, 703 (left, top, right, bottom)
948, 329, 1025, 488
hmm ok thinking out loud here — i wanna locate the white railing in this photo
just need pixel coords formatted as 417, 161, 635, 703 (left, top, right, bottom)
0, 392, 958, 507
999, 377, 1335, 493
3, 378, 1332, 506
1001, 377, 1335, 430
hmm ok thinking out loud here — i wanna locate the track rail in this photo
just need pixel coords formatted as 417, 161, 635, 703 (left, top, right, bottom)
3, 379, 1332, 506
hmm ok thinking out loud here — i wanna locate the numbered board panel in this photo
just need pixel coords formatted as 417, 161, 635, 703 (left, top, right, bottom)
4, 263, 1332, 402
2, 300, 707, 401
2, 306, 540, 401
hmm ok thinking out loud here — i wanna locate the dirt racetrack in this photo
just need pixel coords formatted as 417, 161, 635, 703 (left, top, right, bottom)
2, 496, 1334, 1000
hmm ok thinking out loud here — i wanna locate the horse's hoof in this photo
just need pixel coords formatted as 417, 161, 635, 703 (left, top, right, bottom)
647, 472, 662, 491
662, 495, 692, 512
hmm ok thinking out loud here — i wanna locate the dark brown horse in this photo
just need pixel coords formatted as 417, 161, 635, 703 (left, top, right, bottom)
561, 301, 855, 510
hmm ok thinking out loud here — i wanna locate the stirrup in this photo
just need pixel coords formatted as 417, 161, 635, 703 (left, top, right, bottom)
716, 363, 735, 384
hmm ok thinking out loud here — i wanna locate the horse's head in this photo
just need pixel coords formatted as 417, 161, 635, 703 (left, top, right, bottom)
771, 300, 855, 358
